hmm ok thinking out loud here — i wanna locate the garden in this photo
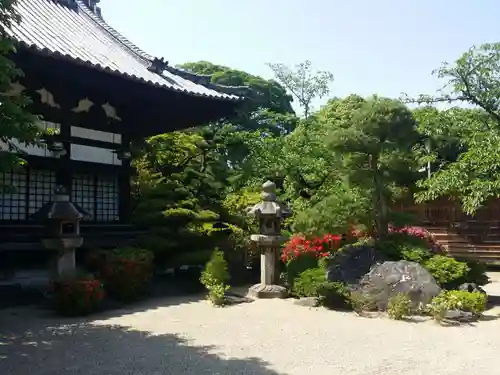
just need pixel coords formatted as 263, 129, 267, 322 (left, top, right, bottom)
41, 44, 500, 324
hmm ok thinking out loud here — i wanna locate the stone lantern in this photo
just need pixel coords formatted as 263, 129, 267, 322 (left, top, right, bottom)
33, 185, 90, 279
247, 180, 292, 299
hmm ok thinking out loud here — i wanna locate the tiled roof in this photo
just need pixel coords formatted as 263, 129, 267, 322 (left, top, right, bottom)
6, 0, 242, 101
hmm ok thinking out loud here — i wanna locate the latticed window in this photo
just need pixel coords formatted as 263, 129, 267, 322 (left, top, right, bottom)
72, 174, 119, 222
96, 175, 119, 222
28, 170, 57, 216
71, 174, 95, 221
0, 168, 56, 221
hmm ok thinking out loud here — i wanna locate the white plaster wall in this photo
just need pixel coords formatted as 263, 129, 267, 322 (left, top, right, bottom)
0, 121, 59, 157
0, 122, 123, 165
70, 144, 122, 165
70, 126, 122, 144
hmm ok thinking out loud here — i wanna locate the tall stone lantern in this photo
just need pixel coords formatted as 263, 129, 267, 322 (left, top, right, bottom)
33, 186, 90, 279
247, 180, 292, 299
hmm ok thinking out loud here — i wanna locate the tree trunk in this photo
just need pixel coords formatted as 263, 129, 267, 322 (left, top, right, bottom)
370, 155, 389, 239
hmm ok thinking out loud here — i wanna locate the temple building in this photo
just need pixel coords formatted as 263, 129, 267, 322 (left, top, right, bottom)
0, 0, 246, 273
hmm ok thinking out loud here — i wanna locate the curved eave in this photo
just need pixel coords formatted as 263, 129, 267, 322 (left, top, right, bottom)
165, 65, 252, 98
14, 41, 244, 103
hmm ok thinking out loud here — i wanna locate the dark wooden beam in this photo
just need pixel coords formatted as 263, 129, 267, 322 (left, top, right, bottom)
11, 48, 242, 137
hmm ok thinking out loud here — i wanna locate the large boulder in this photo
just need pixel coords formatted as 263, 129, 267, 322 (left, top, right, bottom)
356, 260, 441, 310
325, 243, 387, 286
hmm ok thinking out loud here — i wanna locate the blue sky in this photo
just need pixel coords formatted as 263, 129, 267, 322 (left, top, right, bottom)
100, 0, 497, 111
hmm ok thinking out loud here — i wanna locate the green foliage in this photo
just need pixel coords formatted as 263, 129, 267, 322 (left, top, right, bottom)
0, 0, 40, 173
99, 247, 154, 302
180, 61, 294, 117
424, 255, 469, 289
316, 281, 352, 310
400, 246, 433, 263
410, 43, 500, 214
387, 293, 412, 320
292, 183, 371, 236
349, 291, 378, 314
292, 266, 325, 297
374, 233, 432, 262
133, 132, 237, 265
200, 249, 230, 306
463, 260, 489, 286
427, 290, 487, 321
286, 252, 319, 288
327, 96, 421, 238
222, 188, 260, 231
291, 266, 352, 310
285, 95, 421, 239
267, 60, 334, 118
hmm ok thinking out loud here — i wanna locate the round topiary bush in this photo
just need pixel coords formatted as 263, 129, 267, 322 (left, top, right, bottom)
292, 267, 325, 297
423, 255, 469, 289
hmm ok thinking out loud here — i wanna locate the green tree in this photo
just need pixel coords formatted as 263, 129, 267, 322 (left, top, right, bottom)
408, 43, 500, 214
180, 61, 293, 114
327, 96, 420, 237
179, 61, 296, 135
0, 0, 39, 174
267, 60, 334, 119
178, 61, 300, 189
133, 131, 232, 266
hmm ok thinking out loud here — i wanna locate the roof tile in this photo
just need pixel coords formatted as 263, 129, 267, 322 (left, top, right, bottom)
6, 0, 240, 101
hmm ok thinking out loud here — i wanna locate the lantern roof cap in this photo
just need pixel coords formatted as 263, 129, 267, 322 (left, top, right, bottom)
32, 186, 91, 221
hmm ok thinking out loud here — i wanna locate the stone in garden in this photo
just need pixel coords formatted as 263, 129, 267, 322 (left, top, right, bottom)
356, 260, 441, 311
444, 309, 477, 322
458, 282, 487, 295
325, 243, 387, 286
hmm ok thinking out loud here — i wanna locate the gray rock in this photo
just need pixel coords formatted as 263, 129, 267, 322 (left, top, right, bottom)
357, 260, 441, 311
444, 309, 477, 322
325, 244, 387, 286
458, 282, 487, 295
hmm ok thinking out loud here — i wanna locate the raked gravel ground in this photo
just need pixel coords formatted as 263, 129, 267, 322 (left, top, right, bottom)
1, 275, 500, 375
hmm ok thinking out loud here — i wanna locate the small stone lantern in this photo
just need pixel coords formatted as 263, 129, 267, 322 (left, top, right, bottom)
247, 180, 292, 299
33, 185, 90, 279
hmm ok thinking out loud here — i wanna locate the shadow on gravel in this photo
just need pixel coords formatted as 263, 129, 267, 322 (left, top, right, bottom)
0, 308, 285, 375
488, 294, 500, 306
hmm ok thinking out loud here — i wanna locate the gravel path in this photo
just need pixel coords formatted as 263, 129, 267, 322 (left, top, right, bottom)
1, 277, 500, 375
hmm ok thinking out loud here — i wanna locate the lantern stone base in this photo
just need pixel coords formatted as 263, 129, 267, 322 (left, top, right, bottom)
49, 249, 76, 280
247, 283, 288, 299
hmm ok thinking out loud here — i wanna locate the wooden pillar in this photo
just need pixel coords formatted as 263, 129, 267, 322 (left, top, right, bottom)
57, 121, 72, 192
118, 131, 132, 223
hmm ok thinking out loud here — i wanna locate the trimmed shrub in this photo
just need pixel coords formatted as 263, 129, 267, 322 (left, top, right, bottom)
317, 281, 352, 310
424, 255, 469, 289
285, 252, 319, 289
387, 293, 412, 320
349, 291, 377, 314
462, 260, 489, 286
292, 266, 353, 310
283, 233, 342, 288
99, 247, 154, 302
427, 290, 488, 321
292, 267, 325, 297
374, 233, 433, 262
200, 249, 230, 306
50, 274, 105, 316
399, 245, 433, 263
